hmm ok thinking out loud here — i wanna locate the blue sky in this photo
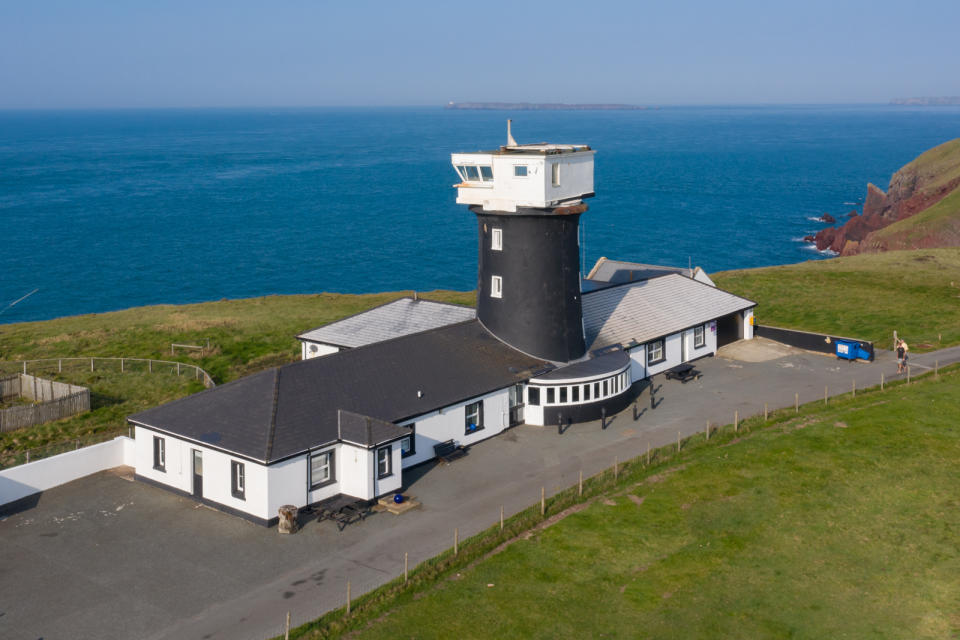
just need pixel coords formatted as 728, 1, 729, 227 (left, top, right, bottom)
1, 0, 958, 108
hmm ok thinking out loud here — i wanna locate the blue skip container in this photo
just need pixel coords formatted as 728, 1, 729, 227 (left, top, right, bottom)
835, 339, 870, 361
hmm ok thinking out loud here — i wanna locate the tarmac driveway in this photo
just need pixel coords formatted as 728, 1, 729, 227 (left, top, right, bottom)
2, 343, 958, 640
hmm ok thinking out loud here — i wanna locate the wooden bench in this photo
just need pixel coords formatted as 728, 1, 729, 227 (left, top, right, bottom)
433, 439, 466, 464
664, 363, 700, 383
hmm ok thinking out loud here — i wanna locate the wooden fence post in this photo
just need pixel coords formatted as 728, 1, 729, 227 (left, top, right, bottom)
540, 487, 545, 516
500, 505, 504, 530
23, 361, 26, 374
90, 358, 94, 372
705, 420, 710, 440
734, 410, 739, 432
825, 385, 828, 404
907, 366, 911, 384
677, 431, 681, 452
58, 359, 62, 373
613, 456, 618, 480
646, 442, 651, 465
454, 528, 459, 555
764, 403, 768, 420
578, 469, 583, 496
149, 360, 152, 373
935, 360, 939, 379
346, 581, 351, 615
285, 611, 291, 640
795, 392, 799, 412
404, 552, 409, 583
881, 372, 884, 391
852, 379, 856, 398
120, 358, 124, 373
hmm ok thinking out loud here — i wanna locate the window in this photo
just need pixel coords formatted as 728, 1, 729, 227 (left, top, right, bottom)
514, 165, 528, 177
583, 384, 591, 401
571, 385, 579, 402
593, 382, 600, 398
463, 165, 480, 181
152, 436, 165, 471
400, 424, 416, 458
546, 388, 555, 404
559, 387, 568, 403
551, 162, 560, 186
528, 387, 540, 406
491, 275, 503, 298
231, 461, 245, 500
647, 338, 666, 365
480, 165, 494, 182
694, 325, 705, 348
377, 445, 393, 478
310, 450, 335, 490
603, 380, 608, 396
465, 401, 483, 433
491, 227, 503, 251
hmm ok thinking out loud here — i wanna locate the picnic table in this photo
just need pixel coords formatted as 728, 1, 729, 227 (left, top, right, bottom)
664, 363, 700, 383
314, 495, 370, 531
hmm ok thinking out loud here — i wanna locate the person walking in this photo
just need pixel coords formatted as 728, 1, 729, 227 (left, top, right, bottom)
896, 339, 909, 373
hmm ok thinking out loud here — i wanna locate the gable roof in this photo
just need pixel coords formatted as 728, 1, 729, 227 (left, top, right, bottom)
296, 297, 476, 349
337, 410, 411, 449
582, 274, 755, 351
130, 320, 546, 464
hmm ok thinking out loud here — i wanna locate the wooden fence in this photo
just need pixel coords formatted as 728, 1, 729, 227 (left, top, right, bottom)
1, 374, 91, 432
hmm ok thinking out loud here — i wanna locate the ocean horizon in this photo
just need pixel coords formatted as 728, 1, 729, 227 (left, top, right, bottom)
2, 104, 960, 325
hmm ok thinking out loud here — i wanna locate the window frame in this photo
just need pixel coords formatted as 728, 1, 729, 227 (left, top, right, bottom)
491, 275, 503, 299
231, 460, 245, 500
528, 387, 540, 406
491, 227, 503, 251
513, 165, 528, 177
400, 424, 416, 458
479, 165, 494, 182
377, 445, 393, 479
309, 449, 336, 490
465, 400, 484, 434
551, 162, 560, 186
152, 436, 165, 472
647, 338, 666, 365
694, 324, 706, 349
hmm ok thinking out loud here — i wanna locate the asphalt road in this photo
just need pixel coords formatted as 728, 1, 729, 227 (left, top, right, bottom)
1, 342, 957, 640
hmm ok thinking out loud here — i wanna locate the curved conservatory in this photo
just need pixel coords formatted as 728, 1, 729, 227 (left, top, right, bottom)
524, 350, 637, 426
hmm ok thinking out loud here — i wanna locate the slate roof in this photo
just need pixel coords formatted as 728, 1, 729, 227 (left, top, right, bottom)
130, 320, 546, 464
584, 257, 691, 291
582, 274, 756, 351
337, 410, 411, 449
296, 297, 476, 349
533, 349, 629, 382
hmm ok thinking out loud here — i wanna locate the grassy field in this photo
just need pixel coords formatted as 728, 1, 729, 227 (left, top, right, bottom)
0, 290, 474, 456
713, 248, 960, 351
293, 367, 960, 640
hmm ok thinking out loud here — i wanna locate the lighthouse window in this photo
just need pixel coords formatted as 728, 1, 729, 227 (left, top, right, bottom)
583, 384, 591, 401
514, 165, 528, 177
571, 385, 580, 402
546, 388, 555, 404
463, 165, 480, 181
491, 275, 503, 298
551, 162, 560, 186
480, 166, 494, 181
491, 228, 502, 251
559, 387, 568, 403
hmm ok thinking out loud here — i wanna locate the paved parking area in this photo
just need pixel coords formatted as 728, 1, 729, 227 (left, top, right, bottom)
2, 344, 957, 640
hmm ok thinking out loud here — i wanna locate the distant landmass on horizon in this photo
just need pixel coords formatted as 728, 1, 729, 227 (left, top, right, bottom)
890, 97, 960, 106
445, 102, 650, 111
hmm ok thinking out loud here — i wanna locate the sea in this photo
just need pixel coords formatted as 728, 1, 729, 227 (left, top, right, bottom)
2, 105, 960, 325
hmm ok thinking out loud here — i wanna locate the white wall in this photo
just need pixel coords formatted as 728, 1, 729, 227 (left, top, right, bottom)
743, 309, 755, 340
267, 455, 309, 517
374, 445, 403, 497
301, 341, 340, 360
629, 344, 647, 381
643, 332, 683, 377
134, 426, 270, 520
400, 388, 510, 469
339, 443, 373, 500
0, 436, 134, 509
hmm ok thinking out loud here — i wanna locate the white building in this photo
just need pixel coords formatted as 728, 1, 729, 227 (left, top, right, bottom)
129, 127, 756, 525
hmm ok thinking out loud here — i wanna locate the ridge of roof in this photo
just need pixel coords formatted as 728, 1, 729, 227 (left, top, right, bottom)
264, 368, 281, 461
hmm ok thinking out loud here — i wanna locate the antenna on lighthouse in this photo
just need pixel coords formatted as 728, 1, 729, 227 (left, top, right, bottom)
506, 119, 518, 147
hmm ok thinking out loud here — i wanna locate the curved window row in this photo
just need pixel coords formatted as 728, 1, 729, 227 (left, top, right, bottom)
527, 371, 630, 407
455, 165, 494, 183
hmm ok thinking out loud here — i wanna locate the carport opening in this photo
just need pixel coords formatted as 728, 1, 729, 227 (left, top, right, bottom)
716, 312, 744, 348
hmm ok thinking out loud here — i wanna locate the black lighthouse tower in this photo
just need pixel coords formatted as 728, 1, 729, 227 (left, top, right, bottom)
452, 126, 596, 363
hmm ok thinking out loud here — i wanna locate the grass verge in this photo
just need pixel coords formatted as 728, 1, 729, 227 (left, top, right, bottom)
283, 365, 960, 639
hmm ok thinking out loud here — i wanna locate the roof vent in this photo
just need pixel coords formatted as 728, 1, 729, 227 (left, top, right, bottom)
507, 119, 518, 147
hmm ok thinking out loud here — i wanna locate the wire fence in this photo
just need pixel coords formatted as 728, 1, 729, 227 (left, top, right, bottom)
0, 357, 216, 389
0, 425, 131, 470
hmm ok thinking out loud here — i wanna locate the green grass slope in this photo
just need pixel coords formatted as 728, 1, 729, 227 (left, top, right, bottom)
311, 368, 960, 640
713, 248, 960, 350
0, 290, 474, 457
867, 187, 960, 250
